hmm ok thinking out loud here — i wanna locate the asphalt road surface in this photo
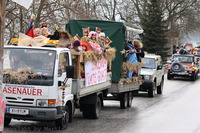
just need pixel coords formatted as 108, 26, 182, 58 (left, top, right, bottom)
4, 75, 200, 133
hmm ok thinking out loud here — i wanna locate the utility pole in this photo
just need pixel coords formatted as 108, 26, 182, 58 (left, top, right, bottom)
0, 0, 5, 132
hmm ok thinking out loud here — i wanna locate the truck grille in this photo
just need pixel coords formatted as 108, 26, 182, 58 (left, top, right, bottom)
6, 97, 34, 106
183, 66, 189, 70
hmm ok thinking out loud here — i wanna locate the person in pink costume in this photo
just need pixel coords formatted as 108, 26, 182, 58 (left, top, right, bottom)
88, 31, 102, 54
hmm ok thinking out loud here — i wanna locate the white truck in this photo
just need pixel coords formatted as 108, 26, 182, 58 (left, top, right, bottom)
2, 45, 111, 129
139, 54, 165, 97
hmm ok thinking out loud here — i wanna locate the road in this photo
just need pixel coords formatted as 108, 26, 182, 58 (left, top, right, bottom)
4, 75, 200, 133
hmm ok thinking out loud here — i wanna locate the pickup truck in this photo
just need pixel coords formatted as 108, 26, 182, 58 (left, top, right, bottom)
167, 53, 199, 81
139, 54, 165, 97
2, 45, 111, 129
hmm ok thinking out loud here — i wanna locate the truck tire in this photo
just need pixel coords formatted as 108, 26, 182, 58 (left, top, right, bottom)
171, 62, 183, 72
82, 97, 101, 119
148, 82, 156, 97
4, 117, 11, 127
167, 71, 173, 80
157, 78, 164, 94
127, 92, 133, 107
90, 97, 101, 119
55, 105, 69, 130
191, 74, 196, 81
82, 104, 90, 118
120, 93, 128, 109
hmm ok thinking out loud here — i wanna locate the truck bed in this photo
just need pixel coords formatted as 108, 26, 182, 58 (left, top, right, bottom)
72, 72, 112, 98
109, 78, 140, 93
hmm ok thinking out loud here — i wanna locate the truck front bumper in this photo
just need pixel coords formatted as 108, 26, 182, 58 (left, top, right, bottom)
139, 80, 153, 92
169, 71, 194, 77
5, 105, 63, 121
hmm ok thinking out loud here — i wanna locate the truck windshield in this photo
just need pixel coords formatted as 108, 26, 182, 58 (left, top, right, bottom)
142, 58, 156, 69
3, 48, 56, 86
173, 56, 193, 63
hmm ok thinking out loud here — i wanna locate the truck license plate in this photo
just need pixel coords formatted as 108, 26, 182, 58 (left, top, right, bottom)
7, 108, 29, 115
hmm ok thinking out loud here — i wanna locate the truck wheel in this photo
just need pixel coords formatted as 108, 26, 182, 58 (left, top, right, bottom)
90, 97, 101, 119
120, 93, 128, 109
157, 79, 164, 94
148, 82, 156, 97
167, 72, 172, 80
127, 92, 133, 107
55, 106, 69, 130
191, 74, 196, 81
82, 104, 90, 118
4, 117, 11, 127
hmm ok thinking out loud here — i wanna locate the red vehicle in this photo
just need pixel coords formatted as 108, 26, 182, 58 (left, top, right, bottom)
167, 53, 198, 81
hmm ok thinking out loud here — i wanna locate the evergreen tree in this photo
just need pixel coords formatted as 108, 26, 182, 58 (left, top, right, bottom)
141, 0, 169, 61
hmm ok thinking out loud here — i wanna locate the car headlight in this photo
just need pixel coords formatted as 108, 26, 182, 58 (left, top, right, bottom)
144, 75, 152, 80
36, 99, 56, 107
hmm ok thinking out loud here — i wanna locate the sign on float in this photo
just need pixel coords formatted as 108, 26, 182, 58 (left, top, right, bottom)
85, 58, 107, 87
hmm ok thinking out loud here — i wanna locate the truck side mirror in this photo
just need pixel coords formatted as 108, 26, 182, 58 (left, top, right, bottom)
157, 65, 162, 70
66, 65, 74, 78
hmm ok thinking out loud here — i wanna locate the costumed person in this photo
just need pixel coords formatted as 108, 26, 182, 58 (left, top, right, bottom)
133, 40, 144, 76
26, 15, 41, 38
98, 32, 106, 47
126, 41, 138, 78
71, 40, 81, 78
190, 47, 195, 54
40, 23, 51, 38
58, 30, 73, 48
48, 24, 60, 40
133, 40, 145, 63
88, 31, 102, 54
80, 36, 90, 78
71, 40, 80, 52
80, 36, 90, 51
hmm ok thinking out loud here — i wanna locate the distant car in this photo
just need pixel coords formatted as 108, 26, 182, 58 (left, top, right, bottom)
167, 53, 198, 81
139, 54, 165, 97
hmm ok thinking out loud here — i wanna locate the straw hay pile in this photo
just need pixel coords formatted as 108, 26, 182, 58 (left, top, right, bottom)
118, 76, 142, 86
3, 67, 41, 84
122, 62, 144, 72
81, 47, 116, 64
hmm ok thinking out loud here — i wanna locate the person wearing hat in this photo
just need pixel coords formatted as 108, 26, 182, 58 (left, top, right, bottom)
88, 31, 102, 54
70, 40, 81, 78
40, 23, 51, 37
98, 32, 106, 47
71, 40, 81, 52
133, 40, 145, 63
49, 29, 73, 48
58, 30, 73, 48
133, 40, 144, 77
80, 36, 90, 51
26, 15, 41, 38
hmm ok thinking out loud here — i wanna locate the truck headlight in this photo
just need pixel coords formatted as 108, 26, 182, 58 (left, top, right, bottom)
36, 99, 56, 107
144, 75, 152, 80
37, 99, 48, 107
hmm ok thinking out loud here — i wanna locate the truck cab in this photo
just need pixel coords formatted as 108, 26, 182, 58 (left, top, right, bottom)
139, 54, 165, 97
3, 46, 74, 129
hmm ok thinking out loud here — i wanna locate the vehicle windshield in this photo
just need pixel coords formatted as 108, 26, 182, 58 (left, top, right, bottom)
141, 58, 156, 69
3, 48, 56, 86
173, 55, 193, 63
